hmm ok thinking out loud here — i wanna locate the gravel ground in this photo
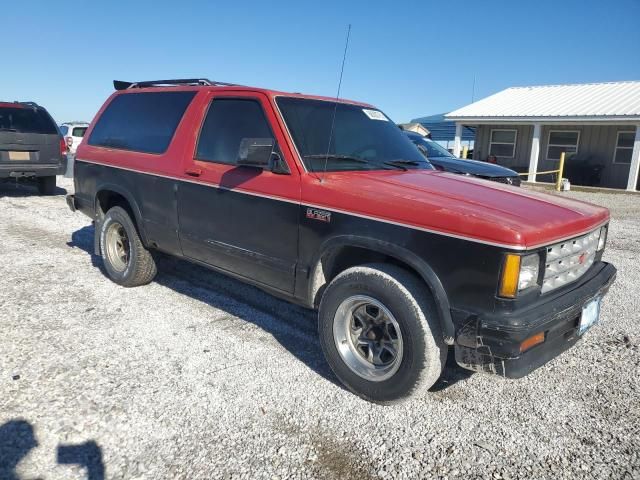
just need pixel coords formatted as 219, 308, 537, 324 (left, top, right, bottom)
1, 177, 638, 480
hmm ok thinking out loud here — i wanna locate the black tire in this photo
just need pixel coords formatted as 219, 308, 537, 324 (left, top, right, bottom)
318, 263, 446, 404
99, 206, 157, 287
37, 176, 56, 195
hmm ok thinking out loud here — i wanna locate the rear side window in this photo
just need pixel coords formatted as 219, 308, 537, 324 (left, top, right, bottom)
72, 127, 87, 137
0, 107, 58, 134
196, 98, 273, 164
88, 91, 196, 154
59, 125, 69, 135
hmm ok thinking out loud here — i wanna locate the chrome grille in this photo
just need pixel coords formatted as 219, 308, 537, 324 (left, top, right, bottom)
542, 229, 600, 293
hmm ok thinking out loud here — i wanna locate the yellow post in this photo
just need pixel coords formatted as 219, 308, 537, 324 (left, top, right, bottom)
556, 152, 566, 191
461, 145, 468, 159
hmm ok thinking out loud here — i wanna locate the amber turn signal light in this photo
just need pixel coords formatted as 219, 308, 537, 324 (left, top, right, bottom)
499, 254, 521, 298
520, 332, 545, 353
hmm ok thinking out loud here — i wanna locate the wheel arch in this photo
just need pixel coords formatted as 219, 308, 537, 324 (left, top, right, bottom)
94, 184, 148, 253
309, 235, 455, 343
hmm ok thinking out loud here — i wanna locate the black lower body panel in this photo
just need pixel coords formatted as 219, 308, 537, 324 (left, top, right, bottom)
453, 262, 617, 377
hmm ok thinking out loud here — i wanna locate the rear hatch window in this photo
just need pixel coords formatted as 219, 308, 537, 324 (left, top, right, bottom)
1, 105, 61, 164
72, 127, 88, 137
0, 106, 58, 134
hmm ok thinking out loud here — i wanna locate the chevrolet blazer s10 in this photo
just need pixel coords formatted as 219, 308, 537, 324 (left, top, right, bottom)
67, 79, 616, 403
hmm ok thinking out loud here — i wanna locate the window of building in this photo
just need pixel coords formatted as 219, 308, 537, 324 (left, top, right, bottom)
546, 130, 580, 160
613, 131, 635, 164
196, 98, 273, 165
489, 129, 517, 158
88, 91, 196, 154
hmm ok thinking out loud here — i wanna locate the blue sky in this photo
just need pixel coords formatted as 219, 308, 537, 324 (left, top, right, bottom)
4, 0, 639, 124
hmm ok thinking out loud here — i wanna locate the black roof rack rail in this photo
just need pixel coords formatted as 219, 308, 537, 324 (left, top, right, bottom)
113, 79, 239, 90
15, 101, 41, 109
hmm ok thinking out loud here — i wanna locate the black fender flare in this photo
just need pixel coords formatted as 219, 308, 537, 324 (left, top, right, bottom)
94, 183, 148, 252
310, 235, 455, 343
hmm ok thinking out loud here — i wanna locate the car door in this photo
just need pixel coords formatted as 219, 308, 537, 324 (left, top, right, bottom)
177, 91, 301, 294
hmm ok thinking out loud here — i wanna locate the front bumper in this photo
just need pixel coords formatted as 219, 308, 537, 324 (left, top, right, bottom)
453, 261, 616, 378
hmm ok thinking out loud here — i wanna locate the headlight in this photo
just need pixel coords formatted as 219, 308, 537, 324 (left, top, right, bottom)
597, 225, 608, 252
499, 253, 541, 298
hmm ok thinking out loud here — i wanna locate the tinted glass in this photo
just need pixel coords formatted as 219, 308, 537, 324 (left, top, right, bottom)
88, 91, 196, 154
491, 130, 516, 143
410, 135, 454, 158
277, 97, 430, 171
59, 125, 69, 135
0, 107, 58, 134
196, 98, 273, 164
617, 131, 634, 148
490, 143, 515, 157
615, 148, 632, 164
547, 145, 577, 160
549, 131, 579, 146
72, 127, 87, 137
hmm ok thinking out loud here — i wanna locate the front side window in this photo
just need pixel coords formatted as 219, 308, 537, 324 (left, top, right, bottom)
613, 131, 634, 164
276, 97, 431, 172
547, 130, 580, 160
88, 91, 196, 154
196, 98, 273, 165
489, 129, 517, 158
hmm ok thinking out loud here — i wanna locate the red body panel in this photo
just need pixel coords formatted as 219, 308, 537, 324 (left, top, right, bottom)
77, 85, 610, 251
300, 170, 608, 249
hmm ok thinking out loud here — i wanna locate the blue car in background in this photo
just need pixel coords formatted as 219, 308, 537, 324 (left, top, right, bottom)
405, 131, 521, 186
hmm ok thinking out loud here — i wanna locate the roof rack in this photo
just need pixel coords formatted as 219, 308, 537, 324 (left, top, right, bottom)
113, 79, 239, 90
15, 101, 41, 109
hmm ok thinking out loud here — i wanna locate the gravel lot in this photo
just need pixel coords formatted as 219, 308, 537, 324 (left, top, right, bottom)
1, 177, 638, 479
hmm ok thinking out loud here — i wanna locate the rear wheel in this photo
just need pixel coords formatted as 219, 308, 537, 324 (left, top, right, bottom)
318, 263, 446, 403
37, 176, 56, 195
99, 206, 157, 287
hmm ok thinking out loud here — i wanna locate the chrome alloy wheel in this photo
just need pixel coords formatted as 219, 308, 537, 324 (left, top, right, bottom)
105, 222, 130, 272
333, 295, 403, 382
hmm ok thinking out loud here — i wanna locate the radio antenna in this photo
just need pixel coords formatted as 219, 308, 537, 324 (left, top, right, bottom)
320, 24, 351, 182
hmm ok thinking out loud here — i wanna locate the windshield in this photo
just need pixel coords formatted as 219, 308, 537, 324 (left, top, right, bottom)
410, 135, 455, 158
276, 97, 433, 172
0, 107, 58, 134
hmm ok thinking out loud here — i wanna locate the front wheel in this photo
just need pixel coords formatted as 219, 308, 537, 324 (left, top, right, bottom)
318, 264, 446, 403
99, 206, 157, 287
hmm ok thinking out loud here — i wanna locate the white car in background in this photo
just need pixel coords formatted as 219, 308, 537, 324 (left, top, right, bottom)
59, 121, 89, 154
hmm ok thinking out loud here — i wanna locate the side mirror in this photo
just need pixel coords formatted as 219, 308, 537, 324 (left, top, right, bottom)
416, 144, 429, 158
237, 138, 275, 169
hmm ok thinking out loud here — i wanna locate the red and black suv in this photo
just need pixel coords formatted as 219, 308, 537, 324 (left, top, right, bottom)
67, 79, 616, 403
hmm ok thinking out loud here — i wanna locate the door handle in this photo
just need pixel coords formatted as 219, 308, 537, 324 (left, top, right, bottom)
185, 168, 202, 177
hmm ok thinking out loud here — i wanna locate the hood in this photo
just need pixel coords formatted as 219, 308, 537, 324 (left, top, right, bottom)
302, 170, 609, 250
428, 156, 518, 177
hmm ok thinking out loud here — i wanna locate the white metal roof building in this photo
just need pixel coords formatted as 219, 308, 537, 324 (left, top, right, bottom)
446, 81, 640, 190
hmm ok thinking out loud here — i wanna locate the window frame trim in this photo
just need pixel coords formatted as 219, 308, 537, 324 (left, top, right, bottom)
612, 130, 635, 165
488, 128, 517, 158
545, 129, 581, 161
193, 95, 278, 167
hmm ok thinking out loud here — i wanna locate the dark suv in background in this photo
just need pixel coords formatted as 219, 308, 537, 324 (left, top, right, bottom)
0, 101, 67, 194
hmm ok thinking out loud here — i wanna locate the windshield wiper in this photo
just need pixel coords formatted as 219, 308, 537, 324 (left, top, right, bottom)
304, 154, 369, 163
0, 128, 17, 132
382, 159, 426, 171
